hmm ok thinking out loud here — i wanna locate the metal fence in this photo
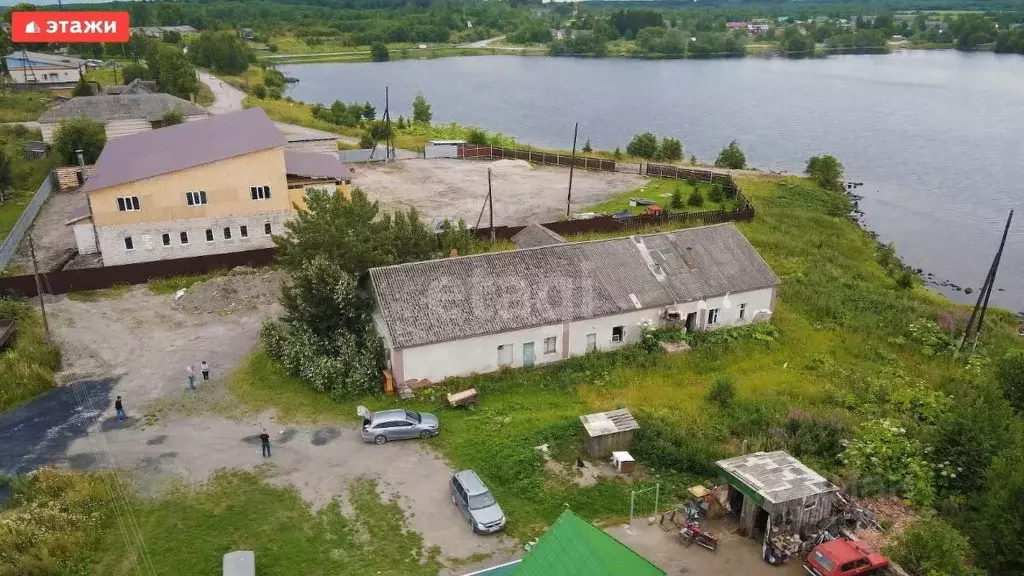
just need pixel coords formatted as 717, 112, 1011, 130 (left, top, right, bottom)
0, 173, 54, 271
341, 147, 420, 163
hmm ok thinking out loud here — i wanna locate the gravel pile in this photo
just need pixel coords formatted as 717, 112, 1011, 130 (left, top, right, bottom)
172, 269, 282, 315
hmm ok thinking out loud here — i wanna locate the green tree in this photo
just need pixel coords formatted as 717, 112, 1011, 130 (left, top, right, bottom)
370, 41, 390, 62
934, 377, 1013, 495
52, 118, 106, 164
251, 84, 267, 99
626, 132, 658, 159
0, 149, 12, 204
670, 186, 684, 210
161, 30, 182, 44
160, 109, 185, 127
707, 183, 725, 203
687, 188, 704, 207
71, 76, 93, 97
465, 128, 489, 145
581, 139, 592, 153
263, 69, 285, 89
361, 102, 376, 121
412, 91, 432, 124
155, 45, 200, 100
438, 218, 477, 255
996, 350, 1024, 412
968, 430, 1024, 575
191, 30, 251, 74
359, 131, 376, 149
715, 140, 746, 169
656, 137, 683, 161
121, 62, 148, 84
806, 154, 845, 191
886, 518, 982, 576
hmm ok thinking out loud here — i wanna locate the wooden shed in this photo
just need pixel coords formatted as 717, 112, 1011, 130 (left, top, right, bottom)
579, 409, 639, 457
717, 451, 838, 539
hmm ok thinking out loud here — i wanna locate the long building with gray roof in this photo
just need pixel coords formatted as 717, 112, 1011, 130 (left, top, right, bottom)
38, 93, 210, 144
370, 223, 779, 384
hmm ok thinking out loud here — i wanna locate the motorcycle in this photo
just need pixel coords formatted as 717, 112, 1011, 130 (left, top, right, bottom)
679, 520, 719, 552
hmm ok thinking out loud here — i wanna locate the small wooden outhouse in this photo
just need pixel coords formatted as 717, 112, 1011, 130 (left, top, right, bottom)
579, 409, 639, 458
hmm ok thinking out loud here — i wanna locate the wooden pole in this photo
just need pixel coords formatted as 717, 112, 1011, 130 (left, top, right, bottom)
384, 86, 392, 162
972, 210, 1014, 350
28, 235, 51, 344
566, 122, 579, 218
957, 210, 1013, 354
488, 168, 495, 242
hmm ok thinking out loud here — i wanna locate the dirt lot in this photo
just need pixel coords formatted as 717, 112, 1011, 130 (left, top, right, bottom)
351, 158, 646, 225
10, 188, 89, 272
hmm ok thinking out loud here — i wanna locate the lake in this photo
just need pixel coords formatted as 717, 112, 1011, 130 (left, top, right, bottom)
280, 51, 1024, 313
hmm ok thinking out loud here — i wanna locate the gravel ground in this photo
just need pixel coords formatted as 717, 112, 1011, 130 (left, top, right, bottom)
351, 158, 646, 225
11, 188, 88, 272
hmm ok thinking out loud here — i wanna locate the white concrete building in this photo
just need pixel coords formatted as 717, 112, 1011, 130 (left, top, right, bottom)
38, 93, 209, 144
3, 50, 85, 86
370, 223, 780, 384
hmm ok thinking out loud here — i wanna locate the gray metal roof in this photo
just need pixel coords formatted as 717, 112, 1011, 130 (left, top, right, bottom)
284, 151, 351, 181
512, 223, 567, 249
39, 93, 207, 124
580, 409, 639, 438
5, 50, 86, 68
81, 108, 286, 193
717, 451, 837, 504
104, 78, 155, 95
370, 223, 779, 349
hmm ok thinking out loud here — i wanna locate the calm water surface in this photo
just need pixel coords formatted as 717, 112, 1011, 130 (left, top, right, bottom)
281, 51, 1024, 312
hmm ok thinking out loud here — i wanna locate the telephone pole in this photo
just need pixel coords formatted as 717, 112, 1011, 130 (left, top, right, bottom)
956, 210, 1013, 355
565, 122, 579, 218
28, 235, 51, 344
488, 168, 495, 242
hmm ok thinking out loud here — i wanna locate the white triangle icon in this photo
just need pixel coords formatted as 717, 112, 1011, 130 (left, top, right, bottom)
24, 21, 41, 34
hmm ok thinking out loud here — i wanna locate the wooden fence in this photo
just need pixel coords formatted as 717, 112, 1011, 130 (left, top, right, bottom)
0, 248, 276, 299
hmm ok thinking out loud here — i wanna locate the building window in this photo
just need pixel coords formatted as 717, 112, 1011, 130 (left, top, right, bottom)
124, 237, 134, 250
250, 185, 271, 200
544, 336, 557, 355
185, 191, 207, 206
707, 308, 720, 326
205, 229, 214, 242
497, 344, 513, 366
264, 222, 272, 235
612, 326, 624, 343
162, 233, 170, 246
240, 225, 248, 238
223, 227, 231, 239
739, 303, 747, 320
116, 196, 140, 211
180, 231, 189, 245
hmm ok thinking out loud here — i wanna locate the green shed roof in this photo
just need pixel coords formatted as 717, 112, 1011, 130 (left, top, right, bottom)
512, 510, 665, 576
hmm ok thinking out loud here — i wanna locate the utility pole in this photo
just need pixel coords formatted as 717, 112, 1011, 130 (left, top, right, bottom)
28, 235, 51, 344
384, 86, 394, 162
971, 210, 1014, 351
956, 210, 1014, 355
488, 168, 495, 242
565, 122, 579, 218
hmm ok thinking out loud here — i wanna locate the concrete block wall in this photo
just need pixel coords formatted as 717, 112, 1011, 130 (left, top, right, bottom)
95, 210, 291, 266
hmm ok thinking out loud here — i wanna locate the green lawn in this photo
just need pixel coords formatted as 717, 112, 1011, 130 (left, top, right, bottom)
0, 299, 61, 412
585, 178, 736, 215
0, 126, 58, 243
0, 92, 50, 123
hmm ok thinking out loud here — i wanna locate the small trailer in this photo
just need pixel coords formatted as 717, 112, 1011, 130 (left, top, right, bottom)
447, 388, 478, 410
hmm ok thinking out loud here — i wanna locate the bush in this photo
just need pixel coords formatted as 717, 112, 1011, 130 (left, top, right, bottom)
122, 62, 148, 83
996, 350, 1024, 412
52, 117, 106, 164
656, 136, 683, 161
613, 147, 622, 159
806, 154, 845, 191
251, 83, 267, 99
359, 131, 376, 149
626, 132, 658, 159
707, 183, 725, 203
370, 41, 390, 62
160, 109, 185, 127
71, 76, 93, 96
687, 188, 704, 207
632, 412, 725, 478
715, 140, 746, 169
708, 376, 736, 408
886, 518, 982, 576
465, 128, 489, 146
670, 187, 684, 210
581, 139, 592, 153
412, 91, 432, 124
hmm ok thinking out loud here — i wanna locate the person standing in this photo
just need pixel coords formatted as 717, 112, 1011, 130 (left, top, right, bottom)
187, 365, 196, 390
115, 396, 126, 421
201, 361, 210, 382
259, 429, 271, 458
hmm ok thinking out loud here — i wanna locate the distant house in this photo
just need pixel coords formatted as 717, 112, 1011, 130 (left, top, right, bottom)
747, 23, 770, 34
240, 27, 256, 40
131, 25, 198, 38
370, 223, 780, 384
4, 50, 85, 87
511, 223, 566, 250
726, 21, 749, 31
925, 20, 948, 31
71, 108, 352, 266
104, 78, 157, 96
38, 93, 210, 144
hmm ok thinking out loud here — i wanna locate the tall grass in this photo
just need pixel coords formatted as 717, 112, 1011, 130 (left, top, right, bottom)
0, 299, 61, 412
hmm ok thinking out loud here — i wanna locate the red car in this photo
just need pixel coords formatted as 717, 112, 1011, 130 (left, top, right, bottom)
805, 539, 889, 576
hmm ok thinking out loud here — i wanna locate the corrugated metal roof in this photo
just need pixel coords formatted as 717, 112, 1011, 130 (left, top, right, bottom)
716, 451, 837, 504
5, 50, 86, 68
81, 108, 285, 194
512, 224, 567, 249
284, 151, 352, 180
39, 93, 207, 123
580, 409, 639, 438
370, 223, 779, 349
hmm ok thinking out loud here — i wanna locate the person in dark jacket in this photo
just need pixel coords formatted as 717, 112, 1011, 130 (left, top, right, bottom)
259, 429, 271, 457
115, 396, 126, 421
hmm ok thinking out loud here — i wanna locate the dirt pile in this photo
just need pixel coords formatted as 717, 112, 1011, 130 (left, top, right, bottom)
855, 497, 918, 550
172, 269, 283, 315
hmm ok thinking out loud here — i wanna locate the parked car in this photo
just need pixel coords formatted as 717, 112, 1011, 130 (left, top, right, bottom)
450, 470, 506, 534
358, 406, 438, 445
804, 539, 889, 576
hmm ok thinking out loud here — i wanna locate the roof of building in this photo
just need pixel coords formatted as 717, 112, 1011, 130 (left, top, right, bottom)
4, 50, 86, 68
103, 78, 156, 95
512, 224, 567, 250
39, 93, 207, 124
284, 151, 352, 181
66, 204, 91, 225
512, 510, 664, 576
579, 409, 639, 438
81, 108, 285, 194
716, 451, 837, 505
370, 223, 779, 349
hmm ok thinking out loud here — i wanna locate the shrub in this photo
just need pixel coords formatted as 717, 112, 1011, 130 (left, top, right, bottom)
687, 188, 704, 207
613, 147, 622, 159
359, 131, 376, 149
707, 183, 725, 203
412, 91, 432, 124
715, 140, 746, 169
581, 139, 592, 153
465, 128, 489, 146
250, 83, 267, 99
996, 350, 1024, 412
896, 270, 915, 289
632, 412, 725, 478
656, 136, 683, 161
626, 132, 658, 159
886, 518, 982, 576
805, 154, 845, 191
670, 187, 684, 210
52, 117, 106, 164
160, 109, 185, 127
370, 41, 390, 62
708, 376, 736, 408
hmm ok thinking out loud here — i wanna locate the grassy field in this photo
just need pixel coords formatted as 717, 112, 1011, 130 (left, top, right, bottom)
0, 92, 51, 123
0, 299, 62, 412
585, 178, 736, 215
0, 126, 59, 242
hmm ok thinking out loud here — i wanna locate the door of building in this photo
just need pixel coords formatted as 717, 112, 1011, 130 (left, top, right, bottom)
586, 333, 597, 353
522, 342, 535, 367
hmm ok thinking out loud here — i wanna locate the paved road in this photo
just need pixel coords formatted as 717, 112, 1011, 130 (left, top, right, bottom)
458, 35, 506, 48
199, 70, 245, 114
